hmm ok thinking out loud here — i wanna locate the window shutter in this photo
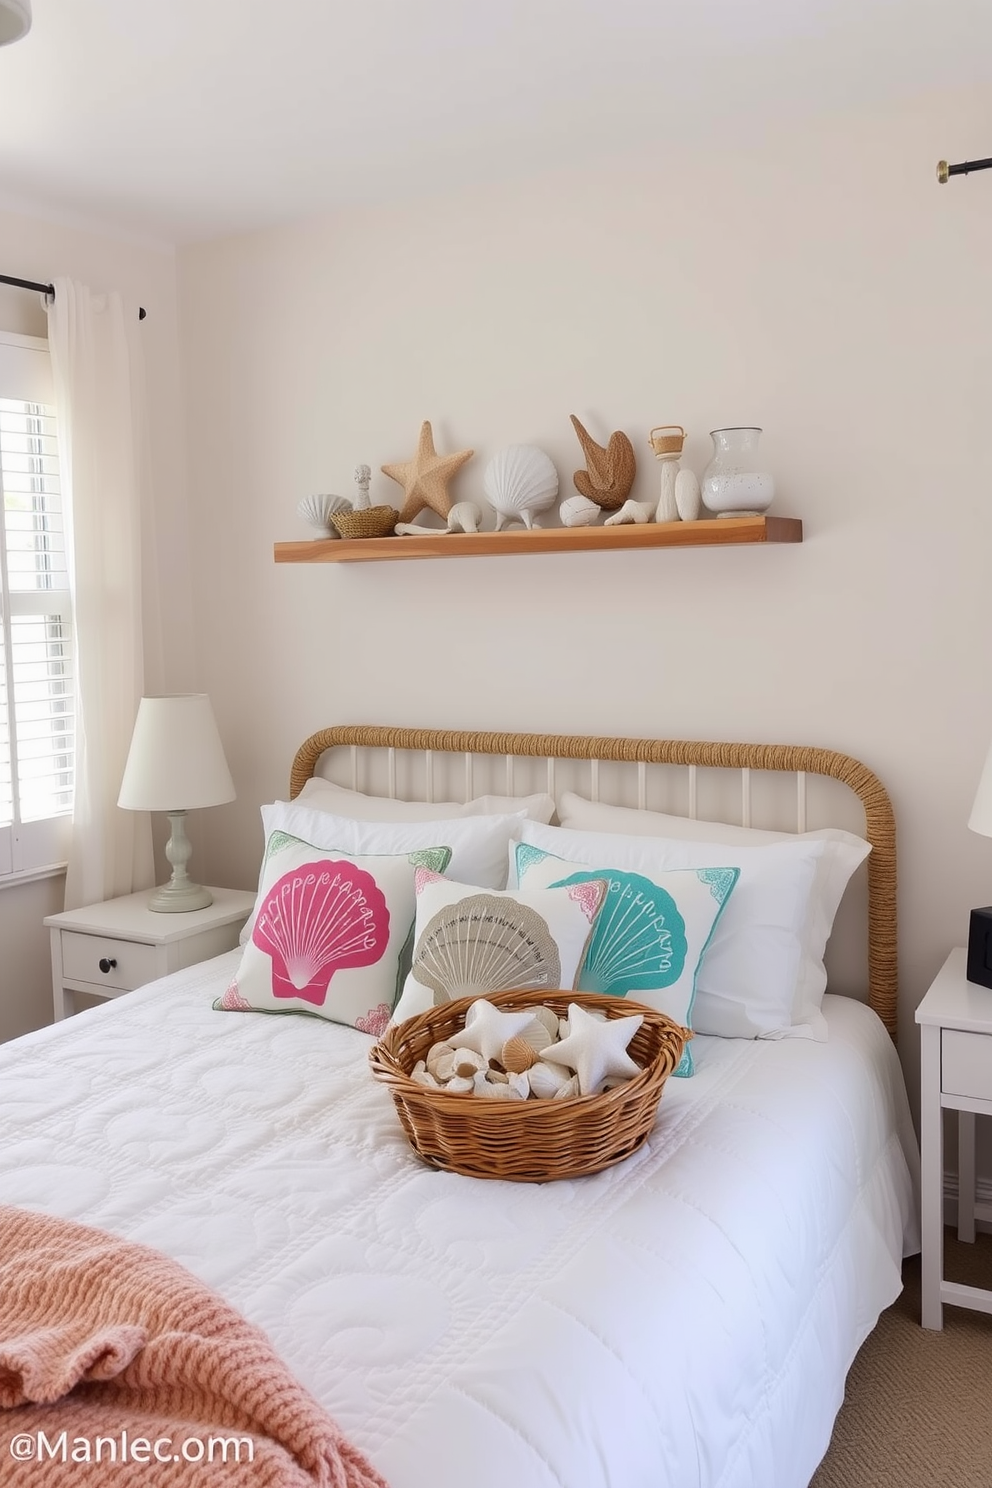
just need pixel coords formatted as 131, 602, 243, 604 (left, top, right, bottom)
0, 332, 74, 875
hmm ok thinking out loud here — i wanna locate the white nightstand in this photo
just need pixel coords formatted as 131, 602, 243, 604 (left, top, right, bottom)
916, 946, 992, 1329
44, 887, 256, 1021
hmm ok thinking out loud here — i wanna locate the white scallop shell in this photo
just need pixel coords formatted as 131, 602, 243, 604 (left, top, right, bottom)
518, 1019, 555, 1055
553, 1075, 581, 1100
483, 445, 559, 531
297, 493, 349, 537
528, 1060, 571, 1099
559, 494, 600, 528
532, 1005, 560, 1038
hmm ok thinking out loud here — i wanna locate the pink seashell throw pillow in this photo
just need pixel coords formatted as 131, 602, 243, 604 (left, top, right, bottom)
216, 827, 451, 1031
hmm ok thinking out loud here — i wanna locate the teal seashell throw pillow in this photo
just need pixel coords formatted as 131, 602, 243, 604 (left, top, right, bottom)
514, 844, 739, 1075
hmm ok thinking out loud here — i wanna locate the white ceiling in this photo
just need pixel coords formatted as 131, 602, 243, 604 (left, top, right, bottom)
0, 0, 989, 245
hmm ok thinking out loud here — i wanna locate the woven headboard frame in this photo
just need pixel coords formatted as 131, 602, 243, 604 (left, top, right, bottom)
290, 727, 898, 1041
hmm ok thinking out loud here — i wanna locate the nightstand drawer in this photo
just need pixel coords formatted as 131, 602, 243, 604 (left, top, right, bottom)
942, 1029, 992, 1100
60, 932, 159, 992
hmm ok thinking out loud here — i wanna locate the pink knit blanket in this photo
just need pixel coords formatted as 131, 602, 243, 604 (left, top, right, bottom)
0, 1206, 389, 1487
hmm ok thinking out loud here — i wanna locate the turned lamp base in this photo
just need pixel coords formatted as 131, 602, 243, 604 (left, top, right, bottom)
148, 810, 214, 914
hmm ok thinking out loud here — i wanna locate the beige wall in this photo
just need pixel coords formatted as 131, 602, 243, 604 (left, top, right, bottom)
175, 84, 992, 1123
0, 204, 190, 1040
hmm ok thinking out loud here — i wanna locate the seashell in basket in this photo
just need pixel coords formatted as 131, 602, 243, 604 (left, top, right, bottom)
501, 1035, 538, 1074
532, 1005, 560, 1038
332, 504, 398, 539
527, 1060, 571, 1099
297, 493, 349, 538
483, 445, 559, 531
559, 494, 600, 528
452, 1048, 485, 1078
553, 1075, 581, 1100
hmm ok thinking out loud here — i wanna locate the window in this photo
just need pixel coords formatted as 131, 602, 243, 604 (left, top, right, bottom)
0, 330, 73, 879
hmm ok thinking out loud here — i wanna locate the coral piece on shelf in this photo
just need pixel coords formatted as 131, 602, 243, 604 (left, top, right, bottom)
655, 461, 680, 522
353, 463, 372, 510
394, 501, 482, 538
482, 444, 559, 530
559, 494, 600, 528
569, 415, 637, 511
381, 420, 474, 525
604, 500, 655, 526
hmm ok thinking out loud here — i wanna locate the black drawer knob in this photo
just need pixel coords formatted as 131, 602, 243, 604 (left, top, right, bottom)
98, 957, 118, 974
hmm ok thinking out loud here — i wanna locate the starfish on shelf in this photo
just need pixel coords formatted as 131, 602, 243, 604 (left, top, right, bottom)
545, 1002, 644, 1096
381, 420, 474, 526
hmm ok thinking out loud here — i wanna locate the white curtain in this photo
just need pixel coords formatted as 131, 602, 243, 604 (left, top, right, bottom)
47, 278, 154, 909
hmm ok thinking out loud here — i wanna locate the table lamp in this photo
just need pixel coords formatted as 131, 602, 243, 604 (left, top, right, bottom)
966, 741, 992, 986
118, 694, 236, 913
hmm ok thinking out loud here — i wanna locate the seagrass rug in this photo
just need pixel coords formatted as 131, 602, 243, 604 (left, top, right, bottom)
810, 1230, 992, 1488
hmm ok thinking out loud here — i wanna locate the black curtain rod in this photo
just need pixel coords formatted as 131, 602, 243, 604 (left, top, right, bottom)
0, 272, 146, 319
937, 156, 992, 183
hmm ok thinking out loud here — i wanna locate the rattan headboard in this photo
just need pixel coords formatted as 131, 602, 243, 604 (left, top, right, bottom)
289, 727, 897, 1041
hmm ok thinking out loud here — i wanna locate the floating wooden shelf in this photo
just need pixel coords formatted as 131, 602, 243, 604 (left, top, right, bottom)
274, 515, 802, 564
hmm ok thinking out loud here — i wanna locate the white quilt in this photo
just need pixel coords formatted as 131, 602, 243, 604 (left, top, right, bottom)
0, 953, 920, 1488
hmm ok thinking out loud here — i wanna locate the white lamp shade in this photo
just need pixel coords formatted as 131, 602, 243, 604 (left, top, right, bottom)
0, 0, 31, 45
118, 694, 235, 812
969, 742, 992, 839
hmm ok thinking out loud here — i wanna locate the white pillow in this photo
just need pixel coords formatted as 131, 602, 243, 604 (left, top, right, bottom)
264, 800, 529, 890
558, 794, 871, 1032
241, 801, 532, 947
217, 831, 448, 1034
390, 869, 607, 1025
298, 777, 556, 825
517, 819, 824, 1040
514, 844, 739, 1075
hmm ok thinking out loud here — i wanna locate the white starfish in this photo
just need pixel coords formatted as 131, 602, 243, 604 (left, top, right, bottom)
447, 999, 540, 1066
545, 1002, 644, 1095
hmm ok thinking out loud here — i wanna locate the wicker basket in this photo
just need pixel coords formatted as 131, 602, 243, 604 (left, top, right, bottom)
332, 505, 397, 539
369, 988, 690, 1183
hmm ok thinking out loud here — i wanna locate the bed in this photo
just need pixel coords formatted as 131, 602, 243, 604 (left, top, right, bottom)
0, 727, 920, 1488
